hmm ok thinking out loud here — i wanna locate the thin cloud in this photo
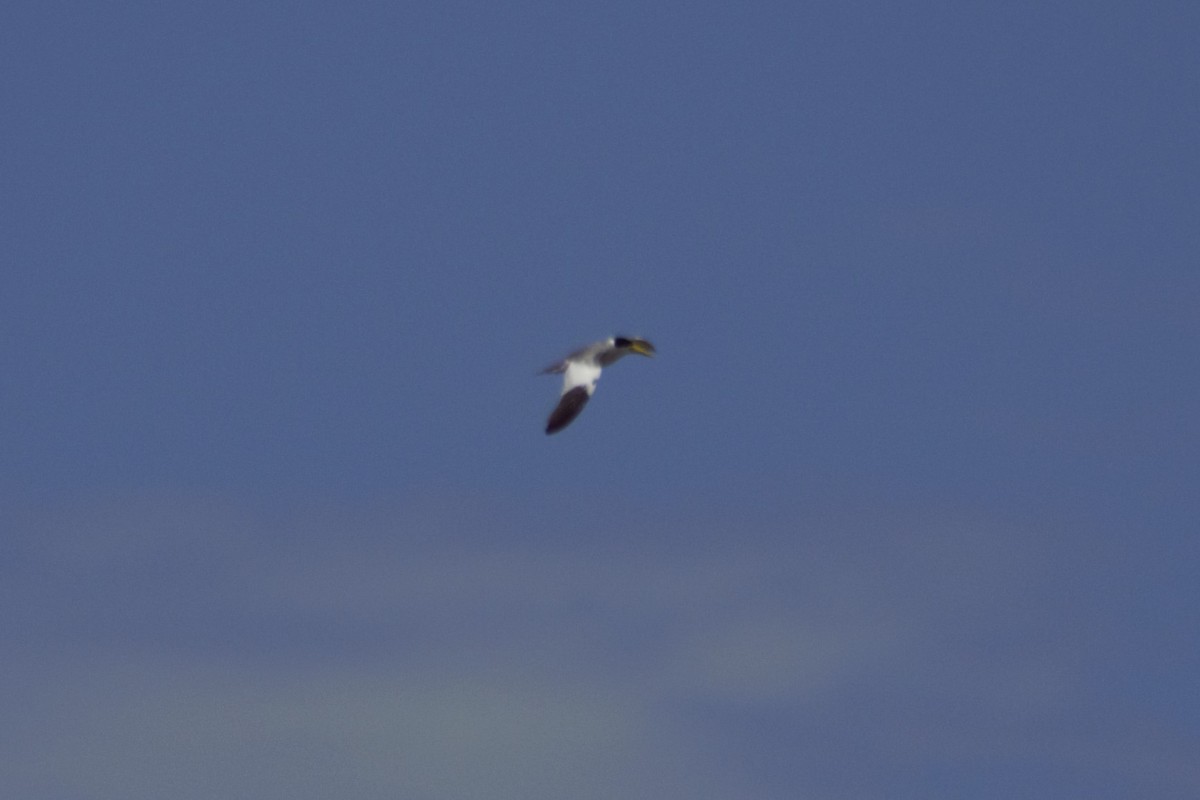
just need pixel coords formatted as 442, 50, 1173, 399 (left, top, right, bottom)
3, 496, 1195, 800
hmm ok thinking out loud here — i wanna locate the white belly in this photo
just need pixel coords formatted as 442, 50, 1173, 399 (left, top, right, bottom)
563, 361, 602, 395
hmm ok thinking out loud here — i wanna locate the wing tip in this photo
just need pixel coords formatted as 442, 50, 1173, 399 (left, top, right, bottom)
545, 386, 590, 434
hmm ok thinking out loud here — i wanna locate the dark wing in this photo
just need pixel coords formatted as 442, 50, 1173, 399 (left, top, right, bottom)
545, 386, 590, 434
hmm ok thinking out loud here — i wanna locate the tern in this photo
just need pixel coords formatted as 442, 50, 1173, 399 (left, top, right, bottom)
541, 336, 656, 434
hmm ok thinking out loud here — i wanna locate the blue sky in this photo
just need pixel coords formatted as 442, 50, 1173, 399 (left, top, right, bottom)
3, 2, 1198, 798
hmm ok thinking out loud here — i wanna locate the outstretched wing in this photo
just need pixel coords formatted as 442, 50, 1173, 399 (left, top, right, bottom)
545, 386, 590, 434
541, 341, 604, 374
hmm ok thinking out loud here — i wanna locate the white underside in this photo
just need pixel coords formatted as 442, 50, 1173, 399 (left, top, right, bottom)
562, 360, 602, 396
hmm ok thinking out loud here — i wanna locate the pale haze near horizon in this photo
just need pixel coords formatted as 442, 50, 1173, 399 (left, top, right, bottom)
3, 2, 1197, 798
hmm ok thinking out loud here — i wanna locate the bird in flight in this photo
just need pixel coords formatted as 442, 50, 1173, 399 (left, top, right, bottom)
541, 336, 656, 434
